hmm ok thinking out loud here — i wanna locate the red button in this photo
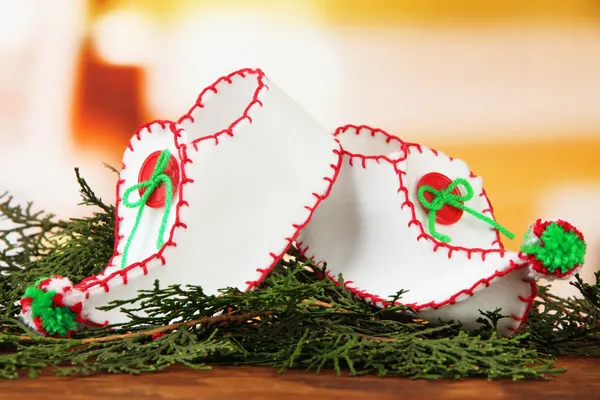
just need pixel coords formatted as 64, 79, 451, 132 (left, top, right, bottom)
416, 172, 463, 225
137, 150, 180, 208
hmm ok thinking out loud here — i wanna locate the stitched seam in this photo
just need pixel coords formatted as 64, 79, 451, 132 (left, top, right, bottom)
402, 260, 527, 310
75, 120, 190, 294
396, 144, 507, 257
507, 277, 538, 332
75, 67, 328, 305
175, 67, 344, 292
298, 240, 535, 331
174, 67, 344, 290
177, 68, 269, 148
245, 139, 344, 290
298, 125, 534, 332
333, 124, 407, 163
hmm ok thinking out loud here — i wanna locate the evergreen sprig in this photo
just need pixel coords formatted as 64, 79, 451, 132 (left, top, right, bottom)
525, 274, 600, 356
0, 169, 598, 380
0, 168, 114, 321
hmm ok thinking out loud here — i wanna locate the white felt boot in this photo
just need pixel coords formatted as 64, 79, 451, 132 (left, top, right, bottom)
20, 69, 342, 336
296, 124, 585, 337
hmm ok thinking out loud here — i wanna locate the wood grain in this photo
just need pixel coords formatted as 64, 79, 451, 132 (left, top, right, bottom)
1, 357, 598, 400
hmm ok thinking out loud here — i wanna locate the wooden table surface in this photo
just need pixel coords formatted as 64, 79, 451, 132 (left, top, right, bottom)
1, 357, 598, 400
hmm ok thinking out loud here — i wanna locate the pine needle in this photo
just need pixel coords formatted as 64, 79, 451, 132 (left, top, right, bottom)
0, 169, 598, 380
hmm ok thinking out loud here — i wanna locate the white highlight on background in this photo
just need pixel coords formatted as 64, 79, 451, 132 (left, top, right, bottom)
0, 0, 116, 220
144, 3, 344, 128
0, 0, 36, 52
92, 11, 160, 67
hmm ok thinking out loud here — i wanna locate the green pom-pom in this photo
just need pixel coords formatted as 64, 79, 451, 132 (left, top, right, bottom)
23, 285, 77, 337
521, 220, 586, 276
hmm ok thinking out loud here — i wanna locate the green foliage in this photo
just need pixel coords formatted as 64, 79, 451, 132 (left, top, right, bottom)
0, 169, 598, 380
525, 273, 600, 356
0, 168, 114, 322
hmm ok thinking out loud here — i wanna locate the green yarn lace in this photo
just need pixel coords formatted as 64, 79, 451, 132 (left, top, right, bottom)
23, 286, 77, 337
121, 149, 174, 269
521, 222, 586, 274
417, 178, 514, 243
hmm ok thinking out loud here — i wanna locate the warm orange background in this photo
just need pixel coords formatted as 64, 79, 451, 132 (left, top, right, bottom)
0, 0, 598, 296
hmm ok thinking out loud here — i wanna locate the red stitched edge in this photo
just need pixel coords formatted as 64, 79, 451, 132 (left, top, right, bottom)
297, 225, 536, 333
298, 124, 535, 332
334, 125, 504, 251
507, 278, 538, 332
176, 67, 345, 291
400, 144, 505, 252
297, 240, 535, 331
76, 68, 268, 296
75, 120, 190, 296
178, 68, 270, 149
333, 124, 407, 165
21, 277, 107, 337
394, 152, 507, 260
73, 68, 343, 319
245, 140, 344, 290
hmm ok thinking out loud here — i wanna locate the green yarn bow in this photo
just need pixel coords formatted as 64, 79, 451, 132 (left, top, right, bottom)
417, 177, 514, 243
120, 149, 174, 269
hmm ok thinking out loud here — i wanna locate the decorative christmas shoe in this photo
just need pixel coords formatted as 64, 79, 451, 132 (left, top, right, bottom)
20, 68, 342, 337
296, 124, 586, 337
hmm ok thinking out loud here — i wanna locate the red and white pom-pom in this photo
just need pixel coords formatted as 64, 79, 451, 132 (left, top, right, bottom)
520, 219, 586, 281
19, 276, 88, 337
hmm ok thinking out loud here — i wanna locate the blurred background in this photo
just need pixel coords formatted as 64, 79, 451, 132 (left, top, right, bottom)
1, 0, 599, 296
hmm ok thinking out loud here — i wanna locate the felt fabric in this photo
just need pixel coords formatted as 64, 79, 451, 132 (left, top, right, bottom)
296, 124, 538, 336
20, 77, 584, 338
25, 69, 342, 328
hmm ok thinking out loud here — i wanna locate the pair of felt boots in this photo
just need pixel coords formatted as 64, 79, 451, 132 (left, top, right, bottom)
21, 68, 586, 338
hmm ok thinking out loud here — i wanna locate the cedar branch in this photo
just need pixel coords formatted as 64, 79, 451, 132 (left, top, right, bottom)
82, 311, 273, 343
18, 300, 343, 344
18, 311, 273, 344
